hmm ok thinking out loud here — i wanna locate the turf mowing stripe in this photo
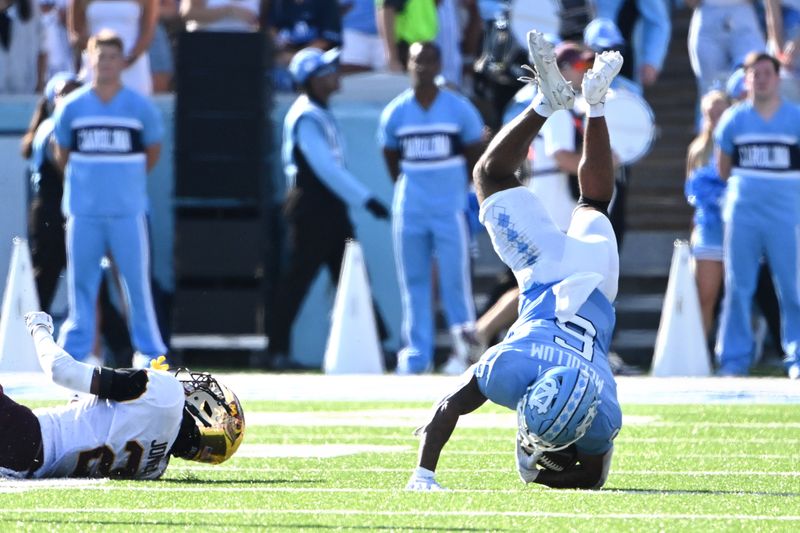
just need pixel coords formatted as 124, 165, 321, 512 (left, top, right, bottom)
1, 509, 799, 521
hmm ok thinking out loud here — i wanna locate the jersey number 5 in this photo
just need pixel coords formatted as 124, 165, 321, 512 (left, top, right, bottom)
72, 441, 144, 478
554, 315, 596, 362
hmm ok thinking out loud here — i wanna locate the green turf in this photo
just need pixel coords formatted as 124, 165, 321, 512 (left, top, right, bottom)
1, 401, 798, 532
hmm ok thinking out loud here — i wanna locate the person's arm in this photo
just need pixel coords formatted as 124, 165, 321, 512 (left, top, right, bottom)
125, 0, 159, 67
26, 312, 155, 401
463, 141, 484, 180
407, 375, 487, 489
473, 105, 547, 204
376, 4, 402, 71
717, 149, 732, 181
764, 0, 784, 56
146, 143, 161, 172
180, 0, 259, 25
636, 0, 671, 86
382, 147, 401, 182
295, 116, 373, 207
67, 0, 89, 71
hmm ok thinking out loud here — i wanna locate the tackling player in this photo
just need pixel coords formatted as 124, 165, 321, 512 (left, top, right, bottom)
406, 30, 624, 491
0, 312, 245, 479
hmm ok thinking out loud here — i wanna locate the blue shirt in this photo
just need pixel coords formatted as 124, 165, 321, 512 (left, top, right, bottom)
597, 0, 671, 72
53, 85, 163, 217
340, 0, 377, 34
715, 100, 800, 216
474, 282, 621, 455
378, 88, 484, 214
685, 163, 726, 228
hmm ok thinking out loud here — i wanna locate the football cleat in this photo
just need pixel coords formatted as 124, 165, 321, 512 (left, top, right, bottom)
517, 366, 600, 453
524, 30, 575, 110
174, 368, 245, 464
24, 311, 53, 336
582, 51, 623, 105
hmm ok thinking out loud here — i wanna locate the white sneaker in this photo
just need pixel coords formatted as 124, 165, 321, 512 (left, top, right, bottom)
526, 30, 575, 110
789, 363, 800, 380
132, 351, 153, 369
582, 51, 623, 105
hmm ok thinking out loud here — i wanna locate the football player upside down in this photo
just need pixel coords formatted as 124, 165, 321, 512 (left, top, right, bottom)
0, 312, 245, 479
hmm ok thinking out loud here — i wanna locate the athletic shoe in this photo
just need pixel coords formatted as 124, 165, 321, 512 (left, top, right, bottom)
439, 356, 468, 376
788, 362, 800, 380
582, 51, 624, 105
526, 30, 575, 110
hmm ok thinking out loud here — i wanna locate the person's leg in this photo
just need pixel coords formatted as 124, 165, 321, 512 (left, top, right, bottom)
433, 211, 475, 328
266, 217, 328, 360
695, 258, 724, 338
58, 216, 105, 362
762, 221, 800, 374
29, 195, 66, 312
106, 215, 166, 364
0, 385, 43, 475
716, 219, 761, 375
473, 31, 568, 202
394, 214, 435, 374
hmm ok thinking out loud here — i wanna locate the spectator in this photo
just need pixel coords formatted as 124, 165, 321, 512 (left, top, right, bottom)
69, 0, 158, 95
266, 46, 390, 370
40, 0, 72, 77
338, 0, 385, 73
686, 0, 765, 101
714, 52, 800, 378
52, 30, 167, 368
148, 0, 177, 92
685, 89, 729, 338
379, 41, 484, 375
583, 17, 642, 94
764, 0, 800, 101
376, 0, 437, 72
0, 0, 47, 93
180, 0, 259, 32
266, 0, 341, 91
596, 0, 670, 87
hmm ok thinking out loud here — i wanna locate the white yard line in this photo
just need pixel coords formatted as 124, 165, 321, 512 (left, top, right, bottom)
0, 508, 798, 521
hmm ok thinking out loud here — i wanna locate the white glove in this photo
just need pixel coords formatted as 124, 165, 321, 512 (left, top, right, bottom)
24, 312, 53, 336
406, 467, 447, 491
515, 435, 541, 484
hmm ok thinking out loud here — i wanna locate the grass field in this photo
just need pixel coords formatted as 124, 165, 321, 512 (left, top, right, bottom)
2, 394, 799, 532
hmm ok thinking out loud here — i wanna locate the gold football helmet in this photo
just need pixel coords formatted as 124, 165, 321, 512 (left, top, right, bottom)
174, 368, 245, 464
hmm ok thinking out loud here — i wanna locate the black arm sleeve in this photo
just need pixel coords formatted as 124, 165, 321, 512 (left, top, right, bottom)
96, 367, 150, 401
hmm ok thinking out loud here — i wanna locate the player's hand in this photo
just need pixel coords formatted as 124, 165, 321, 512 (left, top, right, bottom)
365, 198, 390, 219
149, 355, 170, 372
515, 435, 541, 484
405, 467, 447, 491
24, 311, 53, 336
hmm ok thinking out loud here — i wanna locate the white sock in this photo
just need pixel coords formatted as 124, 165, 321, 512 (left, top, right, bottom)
531, 91, 553, 118
413, 466, 436, 479
587, 101, 605, 118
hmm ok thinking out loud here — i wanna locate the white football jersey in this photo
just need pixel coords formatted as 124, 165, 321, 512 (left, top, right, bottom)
33, 370, 184, 479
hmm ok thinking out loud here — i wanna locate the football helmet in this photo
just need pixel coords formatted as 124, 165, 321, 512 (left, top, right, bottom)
173, 368, 245, 464
516, 366, 600, 453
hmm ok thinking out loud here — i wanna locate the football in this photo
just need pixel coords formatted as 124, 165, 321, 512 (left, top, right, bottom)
536, 444, 578, 472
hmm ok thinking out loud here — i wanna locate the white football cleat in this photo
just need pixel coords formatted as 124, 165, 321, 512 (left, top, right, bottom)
24, 311, 53, 336
439, 356, 468, 376
405, 474, 447, 491
582, 51, 624, 105
788, 362, 800, 380
526, 30, 575, 111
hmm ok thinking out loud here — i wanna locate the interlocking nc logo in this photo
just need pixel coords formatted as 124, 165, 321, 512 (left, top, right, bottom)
528, 378, 559, 415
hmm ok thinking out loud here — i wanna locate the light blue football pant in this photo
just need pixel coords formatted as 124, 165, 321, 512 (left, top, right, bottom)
58, 214, 166, 361
393, 210, 475, 373
716, 214, 800, 374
